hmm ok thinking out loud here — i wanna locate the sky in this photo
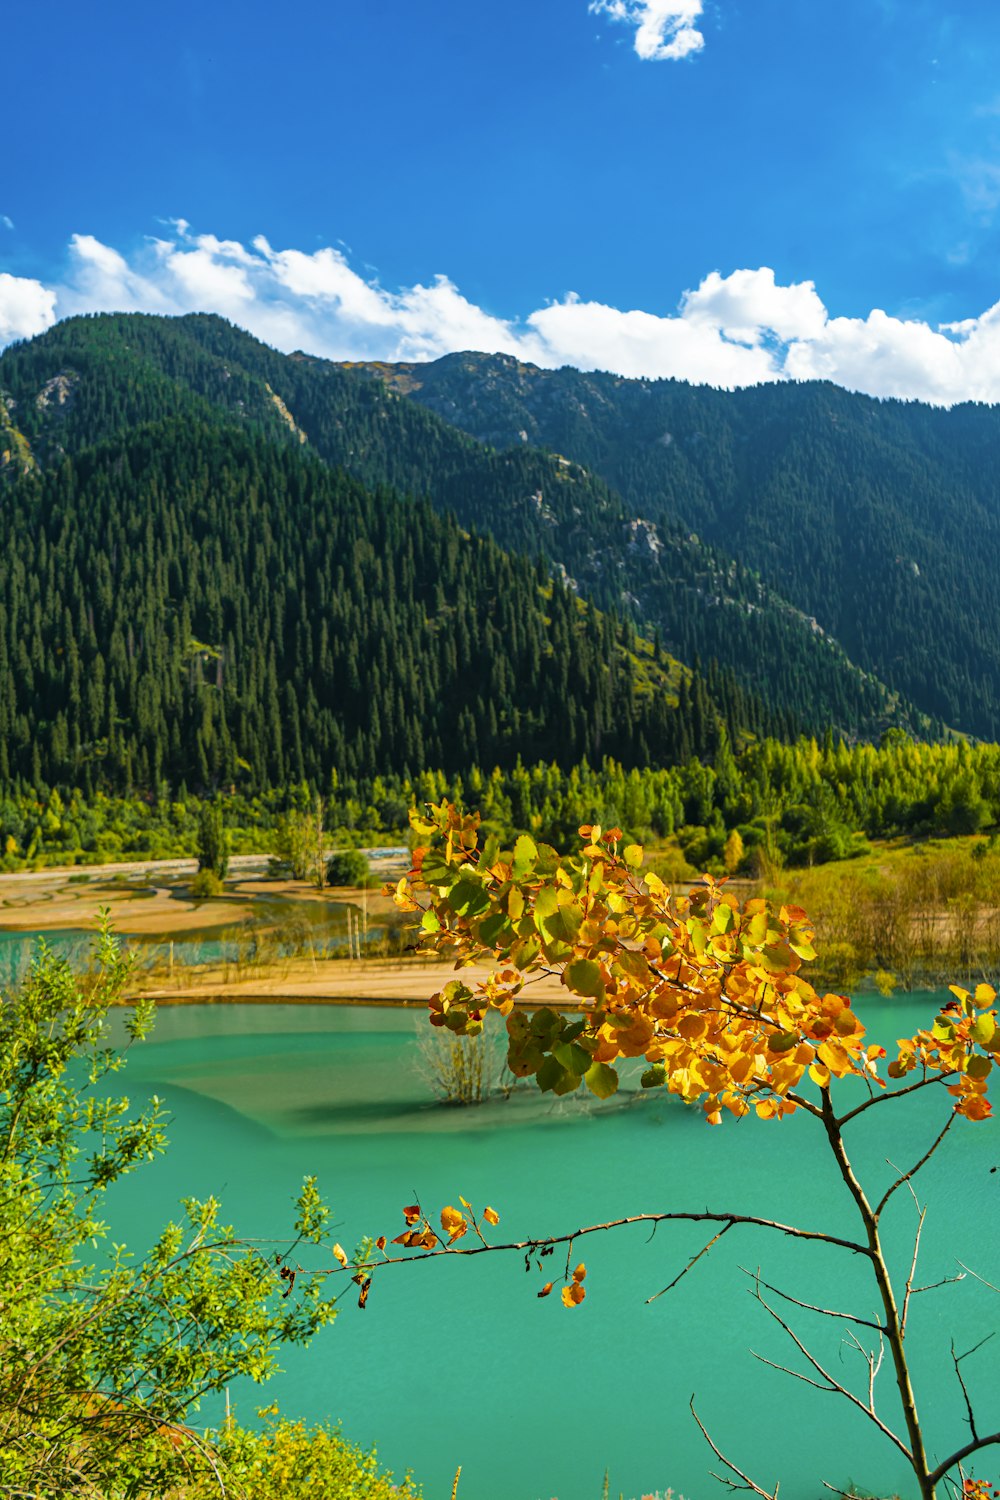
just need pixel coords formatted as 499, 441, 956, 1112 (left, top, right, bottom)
4, 0, 1000, 403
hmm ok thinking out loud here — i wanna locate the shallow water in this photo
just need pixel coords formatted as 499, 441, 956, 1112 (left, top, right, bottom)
102, 998, 1000, 1500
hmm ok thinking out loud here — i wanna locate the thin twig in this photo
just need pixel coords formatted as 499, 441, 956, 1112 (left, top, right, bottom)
647, 1225, 734, 1303
957, 1261, 1000, 1294
951, 1334, 995, 1443
900, 1204, 926, 1337
875, 1114, 955, 1218
689, 1396, 780, 1499
737, 1266, 884, 1333
747, 1275, 910, 1460
836, 1072, 954, 1127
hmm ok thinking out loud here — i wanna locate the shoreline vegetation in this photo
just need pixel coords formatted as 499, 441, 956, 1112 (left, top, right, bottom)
4, 827, 1000, 1003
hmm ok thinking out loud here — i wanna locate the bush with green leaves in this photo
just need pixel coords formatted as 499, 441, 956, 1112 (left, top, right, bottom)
0, 925, 337, 1498
325, 845, 370, 887
196, 1413, 422, 1499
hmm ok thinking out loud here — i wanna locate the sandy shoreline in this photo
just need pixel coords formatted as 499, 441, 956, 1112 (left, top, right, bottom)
135, 956, 570, 1008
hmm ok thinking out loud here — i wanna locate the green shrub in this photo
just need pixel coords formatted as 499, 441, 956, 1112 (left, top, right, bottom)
190, 867, 225, 899
201, 1414, 422, 1499
326, 847, 370, 887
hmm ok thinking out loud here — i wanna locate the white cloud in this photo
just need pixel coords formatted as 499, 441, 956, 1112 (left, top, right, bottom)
9, 221, 1000, 405
681, 268, 828, 344
0, 216, 13, 232
589, 0, 705, 61
0, 272, 57, 343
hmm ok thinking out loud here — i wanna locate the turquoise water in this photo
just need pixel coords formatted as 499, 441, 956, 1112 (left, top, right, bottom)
102, 999, 1000, 1500
0, 904, 386, 982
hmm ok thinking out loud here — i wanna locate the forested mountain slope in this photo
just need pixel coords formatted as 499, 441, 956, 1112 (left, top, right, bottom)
0, 314, 921, 742
0, 415, 772, 793
355, 352, 1000, 738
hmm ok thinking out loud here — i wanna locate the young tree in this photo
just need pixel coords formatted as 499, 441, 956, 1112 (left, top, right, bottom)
0, 925, 337, 1497
366, 802, 1000, 1500
196, 799, 230, 879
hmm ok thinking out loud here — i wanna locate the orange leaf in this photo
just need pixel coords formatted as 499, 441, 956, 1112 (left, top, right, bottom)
561, 1282, 586, 1307
483, 1206, 500, 1227
537, 1281, 554, 1298
572, 1262, 587, 1283
403, 1204, 421, 1225
440, 1206, 469, 1243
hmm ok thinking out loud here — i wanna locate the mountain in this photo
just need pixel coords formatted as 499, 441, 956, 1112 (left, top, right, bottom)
0, 313, 927, 746
348, 351, 1000, 739
0, 324, 779, 795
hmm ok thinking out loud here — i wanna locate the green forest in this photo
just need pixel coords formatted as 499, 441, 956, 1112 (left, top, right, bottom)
5, 733, 998, 874
0, 312, 944, 743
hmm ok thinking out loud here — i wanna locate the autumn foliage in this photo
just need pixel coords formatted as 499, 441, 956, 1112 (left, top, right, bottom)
390, 801, 997, 1126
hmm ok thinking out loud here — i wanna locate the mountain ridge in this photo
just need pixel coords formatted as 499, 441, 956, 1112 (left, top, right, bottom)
0, 313, 930, 744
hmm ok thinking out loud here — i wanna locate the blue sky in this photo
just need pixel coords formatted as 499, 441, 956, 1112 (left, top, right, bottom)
4, 0, 1000, 401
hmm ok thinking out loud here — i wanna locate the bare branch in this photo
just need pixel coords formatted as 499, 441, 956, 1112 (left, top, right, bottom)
646, 1225, 735, 1303
747, 1275, 911, 1461
951, 1334, 995, 1444
875, 1114, 956, 1218
907, 1273, 965, 1296
749, 1350, 837, 1393
957, 1262, 1000, 1295
927, 1432, 1000, 1490
737, 1265, 884, 1333
689, 1396, 780, 1500
836, 1073, 955, 1127
900, 1205, 926, 1337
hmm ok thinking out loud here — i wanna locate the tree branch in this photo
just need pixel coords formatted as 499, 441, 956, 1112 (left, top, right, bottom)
748, 1275, 910, 1461
927, 1432, 1000, 1490
646, 1225, 734, 1303
689, 1397, 780, 1500
836, 1073, 954, 1127
875, 1114, 956, 1218
342, 1209, 873, 1281
737, 1265, 884, 1333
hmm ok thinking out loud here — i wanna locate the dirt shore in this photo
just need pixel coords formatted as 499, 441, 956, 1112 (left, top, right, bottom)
0, 865, 397, 936
136, 956, 569, 1007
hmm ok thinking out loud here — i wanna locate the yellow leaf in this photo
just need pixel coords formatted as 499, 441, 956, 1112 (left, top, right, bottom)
572, 1261, 587, 1283
333, 1243, 349, 1269
440, 1206, 468, 1243
561, 1282, 586, 1307
483, 1206, 500, 1226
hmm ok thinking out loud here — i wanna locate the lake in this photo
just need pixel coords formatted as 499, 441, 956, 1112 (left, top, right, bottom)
103, 997, 1000, 1500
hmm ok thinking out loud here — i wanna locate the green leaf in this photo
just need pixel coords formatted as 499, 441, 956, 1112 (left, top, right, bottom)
537, 1056, 569, 1093
510, 935, 541, 969
712, 903, 735, 935
972, 1015, 996, 1047
480, 834, 500, 871
623, 844, 643, 868
584, 1061, 619, 1100
552, 1041, 592, 1076
641, 1063, 666, 1089
477, 911, 513, 947
530, 1007, 562, 1043
448, 878, 491, 918
565, 958, 603, 998
966, 1053, 992, 1080
512, 834, 537, 879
